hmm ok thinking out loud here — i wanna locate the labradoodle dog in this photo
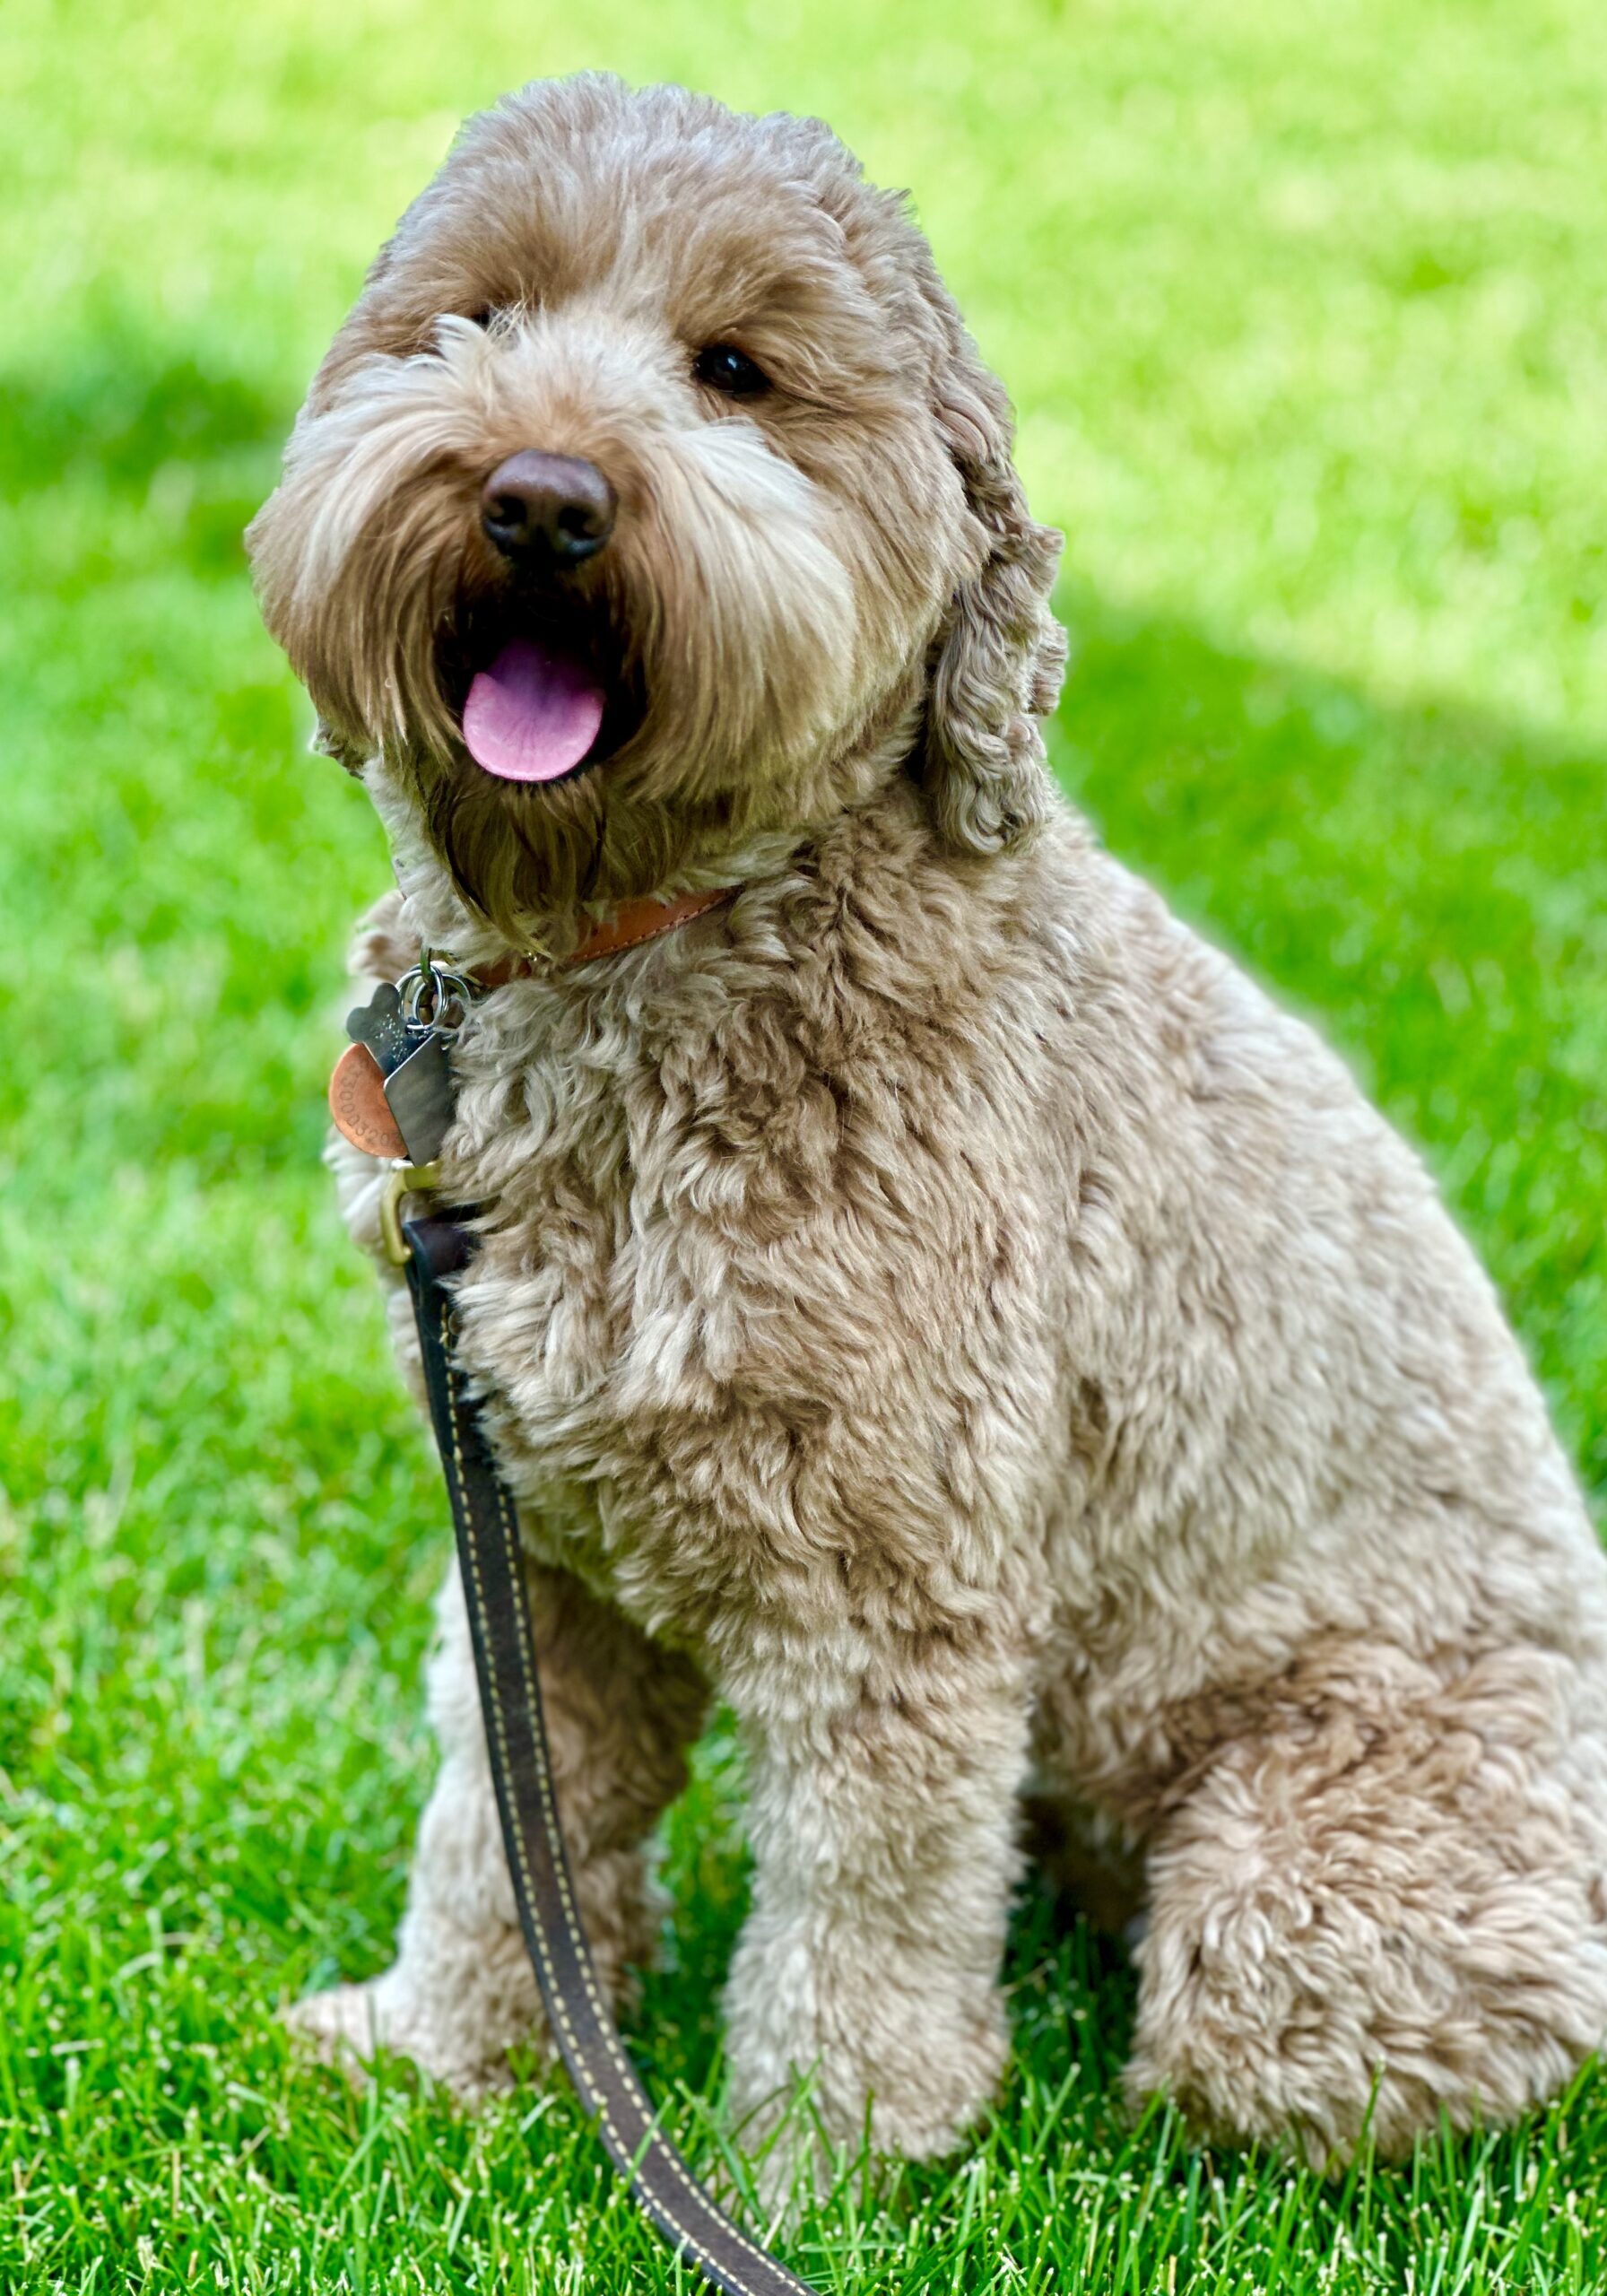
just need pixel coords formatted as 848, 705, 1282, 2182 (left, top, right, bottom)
248, 74, 1607, 2173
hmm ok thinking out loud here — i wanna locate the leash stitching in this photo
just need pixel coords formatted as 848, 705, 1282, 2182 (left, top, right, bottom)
484, 1448, 786, 2283
437, 1288, 785, 2294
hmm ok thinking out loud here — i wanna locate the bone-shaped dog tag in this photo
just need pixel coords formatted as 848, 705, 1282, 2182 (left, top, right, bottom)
331, 970, 466, 1163
345, 982, 413, 1076
332, 980, 453, 1161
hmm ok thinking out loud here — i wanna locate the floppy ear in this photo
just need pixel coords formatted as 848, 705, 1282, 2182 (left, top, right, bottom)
921, 339, 1066, 857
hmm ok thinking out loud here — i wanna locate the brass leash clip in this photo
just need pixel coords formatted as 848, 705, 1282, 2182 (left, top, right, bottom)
379, 1161, 443, 1266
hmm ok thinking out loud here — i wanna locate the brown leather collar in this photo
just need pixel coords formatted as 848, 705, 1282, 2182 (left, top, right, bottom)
473, 884, 738, 987
329, 886, 743, 1168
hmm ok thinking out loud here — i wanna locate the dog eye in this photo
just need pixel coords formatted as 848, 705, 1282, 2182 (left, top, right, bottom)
467, 308, 495, 329
694, 344, 769, 397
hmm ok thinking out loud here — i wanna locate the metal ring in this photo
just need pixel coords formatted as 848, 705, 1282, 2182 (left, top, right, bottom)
398, 952, 475, 1034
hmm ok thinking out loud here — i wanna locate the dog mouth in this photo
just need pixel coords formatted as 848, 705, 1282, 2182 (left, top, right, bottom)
439, 596, 642, 786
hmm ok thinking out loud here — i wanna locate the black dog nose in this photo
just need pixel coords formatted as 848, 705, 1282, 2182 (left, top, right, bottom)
480, 451, 616, 566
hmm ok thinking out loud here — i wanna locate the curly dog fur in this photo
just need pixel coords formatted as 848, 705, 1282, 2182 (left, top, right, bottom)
249, 74, 1607, 2173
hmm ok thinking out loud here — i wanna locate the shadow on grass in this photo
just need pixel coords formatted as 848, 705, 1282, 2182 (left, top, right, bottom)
0, 316, 285, 495
0, 310, 290, 584
1051, 584, 1607, 1502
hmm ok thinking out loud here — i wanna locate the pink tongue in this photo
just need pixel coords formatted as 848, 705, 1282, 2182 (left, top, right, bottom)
461, 638, 606, 782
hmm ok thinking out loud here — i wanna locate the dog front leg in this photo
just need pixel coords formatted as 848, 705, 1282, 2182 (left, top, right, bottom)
723, 1648, 1030, 2176
286, 1553, 708, 2098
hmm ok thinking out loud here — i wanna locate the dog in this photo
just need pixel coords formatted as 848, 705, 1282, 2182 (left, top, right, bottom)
248, 74, 1607, 2175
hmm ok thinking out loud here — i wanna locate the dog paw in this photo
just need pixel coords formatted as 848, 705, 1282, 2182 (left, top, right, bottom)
281, 1979, 516, 2104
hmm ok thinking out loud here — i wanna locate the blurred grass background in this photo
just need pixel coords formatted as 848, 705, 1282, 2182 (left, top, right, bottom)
3, 0, 1606, 2287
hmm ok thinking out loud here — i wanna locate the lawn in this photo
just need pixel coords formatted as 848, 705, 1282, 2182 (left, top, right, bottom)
3, 0, 1606, 2287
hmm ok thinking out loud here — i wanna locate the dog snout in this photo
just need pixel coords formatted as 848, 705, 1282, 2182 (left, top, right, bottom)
480, 451, 617, 568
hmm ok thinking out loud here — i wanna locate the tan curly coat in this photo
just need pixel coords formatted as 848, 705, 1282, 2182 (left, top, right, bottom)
248, 75, 1607, 2175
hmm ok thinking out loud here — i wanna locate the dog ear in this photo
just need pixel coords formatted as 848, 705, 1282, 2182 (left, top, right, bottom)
921, 342, 1066, 857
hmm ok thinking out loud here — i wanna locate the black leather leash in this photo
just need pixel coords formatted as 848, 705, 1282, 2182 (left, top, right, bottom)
401, 1200, 818, 2296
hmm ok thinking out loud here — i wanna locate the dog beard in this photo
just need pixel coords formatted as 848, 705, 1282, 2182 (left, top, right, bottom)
249, 317, 875, 935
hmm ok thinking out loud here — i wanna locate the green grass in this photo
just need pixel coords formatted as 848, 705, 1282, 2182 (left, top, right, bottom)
3, 0, 1606, 2286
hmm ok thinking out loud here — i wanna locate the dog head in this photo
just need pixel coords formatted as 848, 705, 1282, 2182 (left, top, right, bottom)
248, 75, 1065, 940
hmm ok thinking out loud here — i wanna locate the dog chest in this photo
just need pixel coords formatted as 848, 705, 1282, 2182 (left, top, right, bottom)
435, 980, 1055, 1649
